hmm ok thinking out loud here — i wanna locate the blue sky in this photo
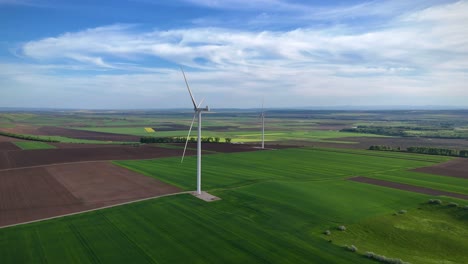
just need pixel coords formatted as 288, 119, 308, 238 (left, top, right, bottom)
1, 0, 467, 109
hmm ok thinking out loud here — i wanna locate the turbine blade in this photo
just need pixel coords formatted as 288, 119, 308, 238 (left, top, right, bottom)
262, 97, 264, 113
181, 113, 196, 163
180, 67, 197, 109
197, 97, 205, 108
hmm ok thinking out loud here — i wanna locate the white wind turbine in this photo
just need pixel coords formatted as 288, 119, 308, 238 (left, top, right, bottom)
180, 67, 209, 195
260, 99, 265, 149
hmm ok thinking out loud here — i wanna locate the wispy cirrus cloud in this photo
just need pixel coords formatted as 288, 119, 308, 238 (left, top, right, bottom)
3, 0, 468, 108
21, 1, 468, 72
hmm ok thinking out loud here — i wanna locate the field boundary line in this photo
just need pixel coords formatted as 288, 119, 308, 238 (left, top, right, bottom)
349, 176, 468, 200
0, 191, 192, 230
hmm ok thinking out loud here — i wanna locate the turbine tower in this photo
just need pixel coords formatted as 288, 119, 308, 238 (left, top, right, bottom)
261, 99, 265, 149
180, 67, 209, 195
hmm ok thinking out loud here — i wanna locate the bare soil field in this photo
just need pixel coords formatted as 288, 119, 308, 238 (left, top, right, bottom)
152, 124, 190, 131
349, 176, 468, 200
412, 158, 468, 179
0, 162, 181, 227
0, 135, 23, 142
313, 124, 351, 130
0, 142, 20, 151
0, 125, 38, 135
2, 125, 140, 142
0, 145, 196, 170
292, 137, 468, 150
37, 126, 141, 141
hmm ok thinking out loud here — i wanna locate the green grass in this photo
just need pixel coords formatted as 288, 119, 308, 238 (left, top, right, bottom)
0, 148, 466, 264
330, 203, 468, 264
13, 141, 56, 150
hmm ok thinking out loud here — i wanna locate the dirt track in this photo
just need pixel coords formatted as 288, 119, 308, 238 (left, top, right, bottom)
349, 176, 468, 200
412, 158, 468, 179
0, 162, 181, 227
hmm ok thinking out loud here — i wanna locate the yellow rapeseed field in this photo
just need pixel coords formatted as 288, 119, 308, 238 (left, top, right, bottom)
144, 127, 155, 133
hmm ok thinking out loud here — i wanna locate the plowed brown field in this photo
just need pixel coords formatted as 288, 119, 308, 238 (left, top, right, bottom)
0, 145, 196, 170
412, 158, 468, 179
0, 135, 22, 142
0, 162, 181, 227
349, 176, 468, 200
3, 126, 140, 142
37, 126, 140, 141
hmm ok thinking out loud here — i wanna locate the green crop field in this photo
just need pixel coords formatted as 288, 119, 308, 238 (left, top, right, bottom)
76, 126, 382, 143
1, 148, 466, 263
13, 141, 56, 150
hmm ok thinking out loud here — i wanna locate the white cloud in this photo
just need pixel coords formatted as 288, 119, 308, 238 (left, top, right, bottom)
6, 1, 468, 108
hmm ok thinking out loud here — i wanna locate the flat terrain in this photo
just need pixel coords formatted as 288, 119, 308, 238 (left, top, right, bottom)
413, 158, 468, 179
1, 110, 468, 264
0, 135, 22, 142
1, 148, 466, 264
0, 161, 181, 227
14, 141, 56, 150
37, 126, 141, 141
0, 144, 196, 170
298, 136, 468, 150
0, 142, 20, 151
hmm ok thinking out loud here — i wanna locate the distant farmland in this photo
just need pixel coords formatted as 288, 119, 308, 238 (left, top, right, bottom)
1, 148, 466, 264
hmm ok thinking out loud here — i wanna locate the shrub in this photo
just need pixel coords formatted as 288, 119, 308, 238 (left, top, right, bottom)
324, 230, 331, 235
365, 252, 409, 264
346, 245, 357, 252
337, 225, 346, 231
447, 202, 458, 207
398, 210, 407, 214
428, 199, 442, 205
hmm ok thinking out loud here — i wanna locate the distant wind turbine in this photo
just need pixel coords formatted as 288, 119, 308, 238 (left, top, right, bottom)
180, 67, 209, 195
260, 99, 265, 149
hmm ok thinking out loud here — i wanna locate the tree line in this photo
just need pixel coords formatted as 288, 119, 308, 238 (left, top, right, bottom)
0, 131, 59, 142
341, 126, 467, 139
369, 145, 468, 158
140, 136, 232, 144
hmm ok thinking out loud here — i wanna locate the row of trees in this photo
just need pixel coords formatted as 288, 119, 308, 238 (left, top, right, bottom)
368, 145, 401, 151
0, 131, 59, 142
342, 126, 410, 137
140, 136, 232, 144
341, 126, 467, 139
368, 145, 468, 158
406, 146, 467, 157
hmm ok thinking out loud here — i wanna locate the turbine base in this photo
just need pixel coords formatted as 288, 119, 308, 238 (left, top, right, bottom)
191, 191, 221, 202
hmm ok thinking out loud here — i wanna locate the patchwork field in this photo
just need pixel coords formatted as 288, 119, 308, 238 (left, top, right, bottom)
1, 148, 466, 264
0, 144, 196, 170
1, 110, 468, 263
0, 162, 181, 227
